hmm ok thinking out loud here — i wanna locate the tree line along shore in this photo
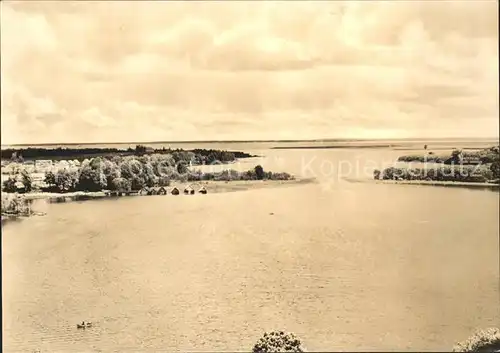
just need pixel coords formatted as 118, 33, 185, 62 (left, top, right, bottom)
0, 144, 256, 162
374, 145, 500, 184
1, 147, 294, 217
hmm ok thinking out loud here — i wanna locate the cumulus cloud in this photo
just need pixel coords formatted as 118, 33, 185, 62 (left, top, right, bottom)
1, 0, 498, 144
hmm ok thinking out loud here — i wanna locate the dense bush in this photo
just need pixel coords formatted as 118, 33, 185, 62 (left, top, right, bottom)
453, 327, 500, 352
398, 154, 447, 163
253, 331, 305, 352
382, 146, 498, 183
398, 146, 500, 165
184, 167, 293, 182
54, 169, 79, 192
255, 165, 265, 180
269, 172, 294, 181
20, 170, 32, 192
78, 160, 108, 192
10, 151, 24, 163
2, 178, 17, 193
491, 161, 500, 179
379, 165, 496, 183
1, 171, 32, 193
110, 177, 131, 192
1, 194, 31, 216
44, 171, 56, 186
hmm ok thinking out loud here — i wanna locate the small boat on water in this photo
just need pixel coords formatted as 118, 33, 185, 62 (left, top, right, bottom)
76, 321, 92, 329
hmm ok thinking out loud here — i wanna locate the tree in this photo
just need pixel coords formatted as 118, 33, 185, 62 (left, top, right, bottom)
89, 157, 104, 170
10, 152, 23, 163
143, 162, 159, 187
81, 159, 91, 169
44, 171, 57, 186
120, 158, 143, 180
102, 159, 121, 186
255, 165, 265, 180
78, 164, 107, 191
130, 175, 146, 191
110, 177, 131, 192
450, 149, 464, 164
111, 155, 123, 166
20, 169, 32, 192
491, 161, 500, 179
2, 177, 17, 193
177, 160, 189, 174
55, 169, 79, 192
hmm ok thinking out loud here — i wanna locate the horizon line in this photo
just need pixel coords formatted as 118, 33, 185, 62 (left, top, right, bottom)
1, 136, 499, 148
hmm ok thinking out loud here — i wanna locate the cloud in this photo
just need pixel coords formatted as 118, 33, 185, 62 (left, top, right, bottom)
1, 1, 498, 144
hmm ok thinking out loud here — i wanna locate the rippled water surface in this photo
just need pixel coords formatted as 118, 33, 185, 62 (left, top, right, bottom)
3, 148, 499, 352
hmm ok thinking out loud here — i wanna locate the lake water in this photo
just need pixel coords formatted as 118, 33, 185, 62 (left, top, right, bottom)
2, 146, 499, 352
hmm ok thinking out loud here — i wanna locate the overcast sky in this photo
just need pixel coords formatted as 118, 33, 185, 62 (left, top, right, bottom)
1, 1, 498, 144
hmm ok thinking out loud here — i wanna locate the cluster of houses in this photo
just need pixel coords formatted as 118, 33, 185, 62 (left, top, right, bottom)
108, 185, 207, 197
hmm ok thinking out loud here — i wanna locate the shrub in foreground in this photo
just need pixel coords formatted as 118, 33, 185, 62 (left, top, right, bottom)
253, 331, 305, 352
453, 327, 500, 352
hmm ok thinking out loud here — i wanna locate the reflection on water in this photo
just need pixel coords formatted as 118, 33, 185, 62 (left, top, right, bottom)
2, 149, 499, 352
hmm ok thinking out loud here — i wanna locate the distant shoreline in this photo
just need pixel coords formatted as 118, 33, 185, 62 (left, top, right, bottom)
344, 177, 500, 190
271, 145, 403, 150
271, 143, 499, 151
0, 146, 256, 161
2, 137, 498, 149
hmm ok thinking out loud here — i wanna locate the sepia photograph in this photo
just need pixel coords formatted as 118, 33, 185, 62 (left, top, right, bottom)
1, 0, 499, 352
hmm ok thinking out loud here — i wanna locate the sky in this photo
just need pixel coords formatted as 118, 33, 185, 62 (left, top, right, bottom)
1, 1, 499, 144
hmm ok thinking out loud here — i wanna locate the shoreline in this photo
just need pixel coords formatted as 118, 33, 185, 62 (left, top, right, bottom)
344, 177, 500, 190
12, 177, 317, 202
1, 178, 316, 224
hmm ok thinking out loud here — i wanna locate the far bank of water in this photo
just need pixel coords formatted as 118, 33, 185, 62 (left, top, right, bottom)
2, 147, 499, 352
